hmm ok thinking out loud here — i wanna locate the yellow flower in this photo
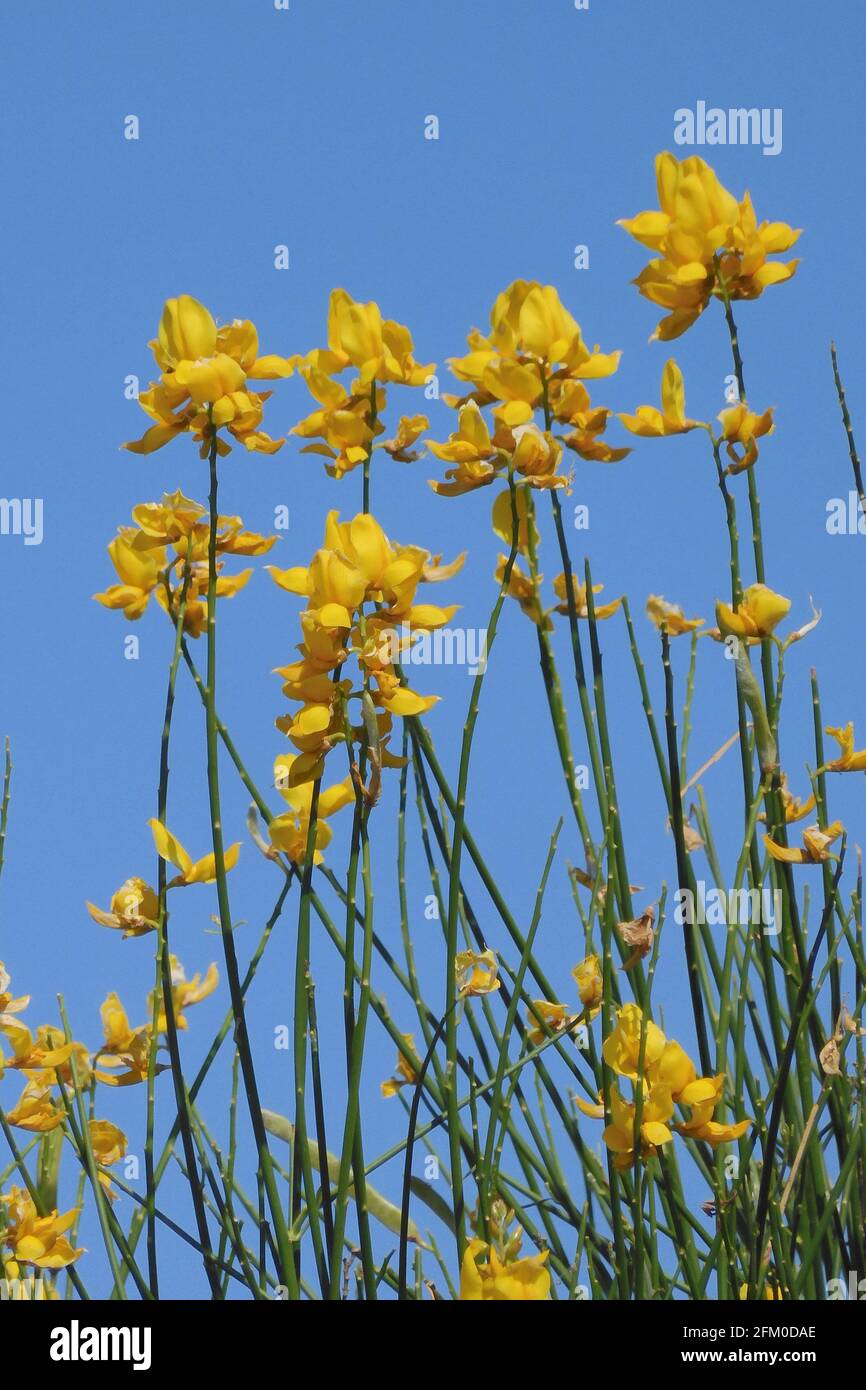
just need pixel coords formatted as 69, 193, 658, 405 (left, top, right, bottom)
268, 754, 355, 864
0, 1188, 82, 1270
148, 819, 240, 887
618, 153, 800, 340
572, 954, 603, 1013
94, 994, 162, 1088
495, 555, 548, 627
460, 1236, 551, 1301
758, 775, 816, 826
151, 957, 218, 1032
552, 575, 621, 620
739, 1283, 783, 1300
86, 877, 159, 939
823, 723, 866, 773
764, 821, 844, 866
427, 401, 502, 496
526, 1000, 573, 1047
647, 1040, 698, 1100
380, 1034, 419, 1098
93, 529, 167, 619
454, 280, 620, 385
1, 1022, 90, 1087
125, 295, 294, 457
6, 1083, 65, 1133
619, 360, 702, 436
96, 495, 272, 636
90, 1119, 127, 1167
89, 1119, 128, 1201
602, 1003, 666, 1080
603, 1083, 675, 1169
382, 414, 429, 463
550, 379, 631, 463
510, 422, 567, 490
154, 562, 253, 639
271, 512, 454, 781
455, 949, 501, 998
293, 370, 383, 478
491, 485, 538, 555
302, 288, 433, 387
0, 963, 29, 1030
715, 583, 791, 639
718, 402, 774, 475
646, 594, 704, 635
674, 1073, 752, 1145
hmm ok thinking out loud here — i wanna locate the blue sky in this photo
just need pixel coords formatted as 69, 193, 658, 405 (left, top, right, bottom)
1, 0, 865, 1296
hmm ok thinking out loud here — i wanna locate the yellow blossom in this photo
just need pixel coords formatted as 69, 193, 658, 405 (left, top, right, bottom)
526, 1001, 573, 1047
715, 583, 791, 640
125, 295, 294, 457
1, 1022, 90, 1088
510, 422, 567, 490
271, 511, 453, 781
602, 1003, 666, 1080
94, 993, 162, 1088
548, 379, 631, 463
764, 821, 844, 866
620, 360, 702, 436
0, 963, 29, 1030
572, 954, 603, 1013
0, 1188, 82, 1270
718, 402, 774, 475
552, 574, 621, 620
601, 1083, 675, 1169
758, 775, 815, 824
6, 1083, 65, 1133
495, 555, 548, 627
148, 819, 240, 887
455, 949, 500, 998
823, 723, 866, 773
86, 877, 159, 939
674, 1073, 752, 1145
382, 414, 429, 463
618, 153, 800, 340
380, 1034, 419, 1098
93, 529, 167, 620
460, 1235, 550, 1301
427, 401, 502, 496
268, 754, 355, 864
301, 288, 433, 387
491, 485, 538, 556
89, 1119, 128, 1201
150, 957, 218, 1032
646, 594, 704, 635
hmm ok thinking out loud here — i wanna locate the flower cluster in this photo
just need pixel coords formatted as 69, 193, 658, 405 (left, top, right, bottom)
619, 152, 800, 340
460, 1203, 550, 1301
576, 1004, 751, 1169
427, 279, 626, 499
94, 490, 276, 637
268, 510, 460, 790
125, 295, 295, 457
292, 289, 433, 478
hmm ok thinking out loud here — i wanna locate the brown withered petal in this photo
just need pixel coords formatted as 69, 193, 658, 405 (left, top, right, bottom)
616, 907, 655, 970
819, 1038, 842, 1076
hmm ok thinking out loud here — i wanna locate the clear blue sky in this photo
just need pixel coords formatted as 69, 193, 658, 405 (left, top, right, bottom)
1, 0, 864, 1295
